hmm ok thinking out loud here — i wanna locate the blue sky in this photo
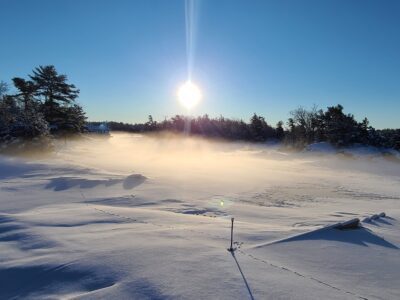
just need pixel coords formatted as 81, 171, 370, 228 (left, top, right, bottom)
1, 0, 399, 128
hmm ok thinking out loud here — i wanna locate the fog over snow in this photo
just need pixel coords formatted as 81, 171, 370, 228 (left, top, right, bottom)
1, 132, 399, 299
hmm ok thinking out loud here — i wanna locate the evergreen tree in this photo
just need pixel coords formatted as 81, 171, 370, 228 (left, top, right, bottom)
30, 65, 79, 107
358, 117, 370, 144
29, 65, 85, 133
250, 114, 264, 141
12, 77, 37, 112
276, 121, 284, 140
322, 105, 359, 146
146, 115, 157, 131
56, 104, 87, 133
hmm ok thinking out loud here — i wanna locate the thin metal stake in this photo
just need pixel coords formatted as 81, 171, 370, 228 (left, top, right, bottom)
228, 217, 234, 251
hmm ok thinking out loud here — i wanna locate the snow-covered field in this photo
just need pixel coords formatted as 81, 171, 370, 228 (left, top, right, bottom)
1, 132, 399, 299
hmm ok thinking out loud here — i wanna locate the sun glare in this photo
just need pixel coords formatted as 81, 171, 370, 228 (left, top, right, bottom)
178, 81, 202, 110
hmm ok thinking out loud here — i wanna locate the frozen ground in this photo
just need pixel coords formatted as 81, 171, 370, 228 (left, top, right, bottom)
0, 132, 399, 299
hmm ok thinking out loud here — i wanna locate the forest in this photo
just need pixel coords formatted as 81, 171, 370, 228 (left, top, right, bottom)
102, 107, 400, 150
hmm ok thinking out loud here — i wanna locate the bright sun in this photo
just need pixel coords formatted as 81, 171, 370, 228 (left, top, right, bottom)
177, 81, 202, 110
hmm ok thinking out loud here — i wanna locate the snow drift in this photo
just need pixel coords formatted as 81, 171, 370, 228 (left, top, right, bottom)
0, 132, 399, 299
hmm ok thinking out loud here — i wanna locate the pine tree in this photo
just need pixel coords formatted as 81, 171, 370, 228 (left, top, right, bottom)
29, 65, 85, 133
359, 117, 370, 144
322, 105, 359, 146
30, 65, 79, 107
250, 114, 264, 141
276, 121, 284, 140
58, 104, 86, 133
12, 77, 37, 112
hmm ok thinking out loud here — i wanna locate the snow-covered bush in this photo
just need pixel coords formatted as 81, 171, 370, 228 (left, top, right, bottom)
0, 94, 52, 153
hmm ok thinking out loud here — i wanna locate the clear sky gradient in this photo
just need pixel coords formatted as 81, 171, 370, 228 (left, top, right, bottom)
1, 0, 399, 128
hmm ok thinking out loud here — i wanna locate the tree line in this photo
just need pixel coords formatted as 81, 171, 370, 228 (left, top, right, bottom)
0, 65, 86, 146
102, 106, 399, 150
1, 66, 399, 151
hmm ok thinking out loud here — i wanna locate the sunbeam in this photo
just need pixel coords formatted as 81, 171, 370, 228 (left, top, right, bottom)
185, 0, 199, 81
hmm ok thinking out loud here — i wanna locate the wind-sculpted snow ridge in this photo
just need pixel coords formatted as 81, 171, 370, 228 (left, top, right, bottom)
256, 218, 398, 249
0, 133, 399, 299
45, 173, 146, 191
244, 216, 399, 299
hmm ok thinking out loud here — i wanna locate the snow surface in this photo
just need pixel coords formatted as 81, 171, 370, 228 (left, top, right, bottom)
1, 133, 399, 299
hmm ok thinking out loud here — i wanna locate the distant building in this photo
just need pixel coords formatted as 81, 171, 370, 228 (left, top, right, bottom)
86, 122, 110, 134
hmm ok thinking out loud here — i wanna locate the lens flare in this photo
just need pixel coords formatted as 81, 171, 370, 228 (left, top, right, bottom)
177, 81, 202, 110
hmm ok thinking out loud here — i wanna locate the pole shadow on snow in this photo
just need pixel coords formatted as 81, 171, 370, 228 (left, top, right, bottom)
231, 251, 255, 300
